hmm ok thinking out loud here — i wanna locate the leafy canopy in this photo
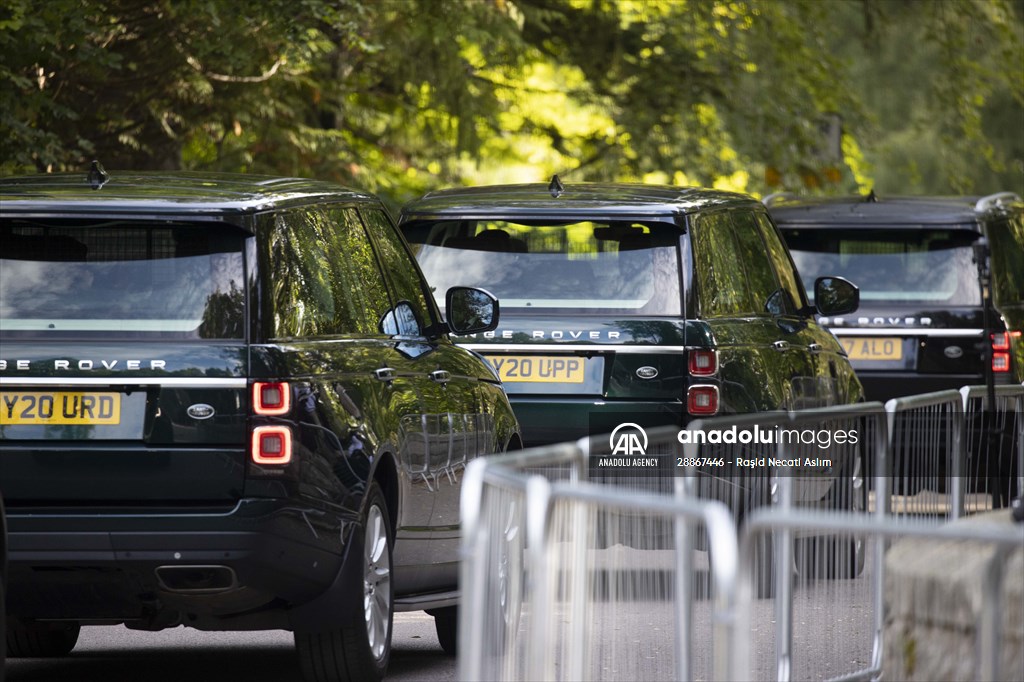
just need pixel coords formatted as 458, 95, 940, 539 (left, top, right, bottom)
1, 0, 1020, 203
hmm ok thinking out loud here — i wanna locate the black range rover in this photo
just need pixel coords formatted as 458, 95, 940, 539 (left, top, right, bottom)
768, 192, 1024, 505
400, 179, 865, 444
0, 168, 519, 681
766, 192, 1023, 400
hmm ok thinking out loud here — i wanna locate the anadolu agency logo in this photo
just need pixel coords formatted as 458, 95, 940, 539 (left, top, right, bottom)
593, 422, 661, 471
609, 423, 648, 456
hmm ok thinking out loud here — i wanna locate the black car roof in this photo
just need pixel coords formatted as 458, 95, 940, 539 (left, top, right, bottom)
765, 192, 1023, 230
0, 171, 379, 221
401, 181, 763, 221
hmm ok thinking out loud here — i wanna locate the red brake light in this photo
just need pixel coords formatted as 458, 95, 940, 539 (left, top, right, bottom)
991, 332, 1019, 373
251, 425, 292, 464
253, 382, 291, 416
993, 352, 1011, 373
687, 385, 719, 416
689, 350, 718, 377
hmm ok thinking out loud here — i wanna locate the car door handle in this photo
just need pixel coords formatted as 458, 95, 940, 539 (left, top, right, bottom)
429, 370, 451, 385
808, 343, 823, 353
772, 340, 790, 352
374, 367, 396, 382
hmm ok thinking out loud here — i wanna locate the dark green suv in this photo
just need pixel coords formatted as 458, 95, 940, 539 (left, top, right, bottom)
400, 178, 864, 446
0, 168, 519, 682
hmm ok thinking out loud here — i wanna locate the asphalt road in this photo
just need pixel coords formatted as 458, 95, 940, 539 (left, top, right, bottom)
5, 561, 876, 682
5, 612, 456, 682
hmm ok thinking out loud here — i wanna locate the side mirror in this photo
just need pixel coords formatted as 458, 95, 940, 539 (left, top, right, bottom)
814, 276, 859, 316
446, 287, 500, 335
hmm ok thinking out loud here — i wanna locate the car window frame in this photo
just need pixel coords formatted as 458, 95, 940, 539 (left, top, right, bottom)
356, 206, 441, 340
755, 211, 810, 317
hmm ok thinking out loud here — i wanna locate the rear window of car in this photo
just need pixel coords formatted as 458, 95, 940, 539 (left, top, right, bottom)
404, 219, 682, 315
782, 228, 982, 306
0, 220, 246, 339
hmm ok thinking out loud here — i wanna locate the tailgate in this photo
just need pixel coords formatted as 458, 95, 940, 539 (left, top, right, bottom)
0, 344, 248, 507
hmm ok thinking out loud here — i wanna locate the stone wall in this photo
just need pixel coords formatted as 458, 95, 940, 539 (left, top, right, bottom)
884, 510, 1023, 681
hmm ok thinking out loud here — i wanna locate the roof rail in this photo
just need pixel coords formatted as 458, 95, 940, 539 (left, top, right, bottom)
975, 192, 1022, 213
762, 192, 793, 207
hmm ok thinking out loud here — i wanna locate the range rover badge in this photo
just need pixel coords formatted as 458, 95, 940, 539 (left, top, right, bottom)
636, 366, 659, 380
187, 404, 216, 420
944, 346, 963, 359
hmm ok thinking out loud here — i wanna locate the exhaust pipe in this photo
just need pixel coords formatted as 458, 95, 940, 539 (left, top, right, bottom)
155, 565, 237, 594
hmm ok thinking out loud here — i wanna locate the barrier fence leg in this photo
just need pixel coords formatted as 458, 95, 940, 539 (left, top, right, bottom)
775, 470, 794, 682
525, 476, 553, 682
674, 477, 694, 682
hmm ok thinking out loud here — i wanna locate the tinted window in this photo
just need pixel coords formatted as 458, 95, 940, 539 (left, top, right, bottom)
729, 212, 780, 313
755, 213, 806, 315
360, 208, 432, 337
323, 208, 394, 336
269, 208, 392, 338
268, 210, 336, 337
405, 219, 682, 316
988, 215, 1024, 307
0, 220, 245, 339
692, 212, 755, 316
783, 228, 982, 306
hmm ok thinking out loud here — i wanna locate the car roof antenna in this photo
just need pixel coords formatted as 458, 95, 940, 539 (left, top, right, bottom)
88, 160, 109, 190
548, 174, 564, 198
864, 189, 878, 203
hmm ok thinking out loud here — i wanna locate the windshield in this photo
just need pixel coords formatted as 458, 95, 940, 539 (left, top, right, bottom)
782, 228, 981, 306
404, 219, 682, 315
0, 220, 247, 339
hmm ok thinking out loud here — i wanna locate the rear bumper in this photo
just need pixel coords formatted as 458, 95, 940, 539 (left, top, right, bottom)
858, 373, 988, 403
5, 498, 351, 623
508, 396, 684, 447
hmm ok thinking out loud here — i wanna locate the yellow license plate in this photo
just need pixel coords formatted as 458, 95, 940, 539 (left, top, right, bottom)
486, 355, 586, 383
0, 391, 121, 425
841, 337, 903, 361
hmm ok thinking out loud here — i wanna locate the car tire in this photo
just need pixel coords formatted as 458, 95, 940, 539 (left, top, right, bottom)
431, 606, 457, 656
6, 620, 80, 658
296, 482, 393, 682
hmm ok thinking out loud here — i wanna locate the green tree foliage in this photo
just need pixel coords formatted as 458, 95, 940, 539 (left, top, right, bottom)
1, 0, 1020, 202
837, 0, 1024, 195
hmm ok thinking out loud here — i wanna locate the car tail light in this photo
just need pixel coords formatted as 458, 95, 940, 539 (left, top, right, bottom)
251, 425, 292, 465
990, 332, 1019, 374
688, 350, 718, 377
992, 352, 1010, 373
253, 382, 291, 415
687, 385, 719, 416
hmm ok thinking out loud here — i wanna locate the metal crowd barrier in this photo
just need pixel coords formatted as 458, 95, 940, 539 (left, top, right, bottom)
459, 385, 1023, 681
884, 390, 966, 519
735, 506, 1023, 682
459, 432, 741, 682
884, 385, 1024, 519
960, 385, 1024, 510
677, 404, 887, 682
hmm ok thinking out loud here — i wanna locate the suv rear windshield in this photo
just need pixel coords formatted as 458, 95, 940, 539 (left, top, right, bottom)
405, 219, 682, 315
0, 220, 246, 339
783, 228, 982, 306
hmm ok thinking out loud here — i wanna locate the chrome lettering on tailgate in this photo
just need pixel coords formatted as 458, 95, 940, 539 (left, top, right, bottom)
0, 359, 167, 371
